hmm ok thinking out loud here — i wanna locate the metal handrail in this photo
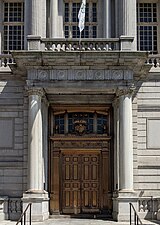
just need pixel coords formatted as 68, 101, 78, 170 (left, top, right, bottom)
130, 203, 143, 225
16, 203, 32, 225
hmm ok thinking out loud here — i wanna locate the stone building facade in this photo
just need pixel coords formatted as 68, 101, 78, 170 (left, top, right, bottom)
0, 0, 160, 222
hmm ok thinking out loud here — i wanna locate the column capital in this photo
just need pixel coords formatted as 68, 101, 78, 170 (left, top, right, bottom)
116, 84, 135, 97
26, 87, 45, 97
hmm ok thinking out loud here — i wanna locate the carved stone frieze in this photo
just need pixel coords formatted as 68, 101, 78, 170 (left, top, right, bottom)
27, 69, 133, 81
53, 140, 109, 149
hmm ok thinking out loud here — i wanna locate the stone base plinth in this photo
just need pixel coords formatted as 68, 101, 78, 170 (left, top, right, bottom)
22, 192, 49, 222
113, 190, 138, 222
157, 212, 160, 220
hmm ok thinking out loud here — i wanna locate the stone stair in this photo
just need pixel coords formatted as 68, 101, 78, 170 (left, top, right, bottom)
1, 218, 160, 225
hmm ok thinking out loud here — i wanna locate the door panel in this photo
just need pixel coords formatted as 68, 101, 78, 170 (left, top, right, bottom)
81, 154, 100, 212
62, 151, 100, 214
62, 155, 81, 214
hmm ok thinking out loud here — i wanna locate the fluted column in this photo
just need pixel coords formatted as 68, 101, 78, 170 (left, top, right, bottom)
118, 0, 137, 49
119, 90, 133, 190
104, 0, 111, 38
27, 88, 44, 192
24, 0, 46, 47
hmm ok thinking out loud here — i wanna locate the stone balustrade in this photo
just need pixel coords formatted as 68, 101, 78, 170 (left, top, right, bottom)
146, 54, 160, 68
42, 38, 120, 51
0, 40, 160, 69
138, 197, 160, 220
0, 54, 14, 68
27, 35, 135, 51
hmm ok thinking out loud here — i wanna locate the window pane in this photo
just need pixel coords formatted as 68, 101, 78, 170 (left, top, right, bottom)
97, 114, 107, 134
3, 2, 24, 52
4, 25, 24, 51
137, 3, 157, 53
55, 115, 65, 134
68, 113, 93, 134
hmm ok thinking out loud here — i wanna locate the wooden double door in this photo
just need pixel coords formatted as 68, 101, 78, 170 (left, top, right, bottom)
62, 150, 100, 214
50, 144, 112, 216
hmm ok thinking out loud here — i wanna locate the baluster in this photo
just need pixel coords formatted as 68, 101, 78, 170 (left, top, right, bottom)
81, 41, 85, 51
92, 42, 96, 51
103, 42, 107, 51
4, 58, 7, 67
139, 200, 144, 212
87, 42, 91, 51
65, 42, 70, 51
71, 42, 74, 51
153, 58, 157, 67
97, 42, 101, 51
144, 200, 148, 212
156, 58, 160, 67
51, 44, 55, 51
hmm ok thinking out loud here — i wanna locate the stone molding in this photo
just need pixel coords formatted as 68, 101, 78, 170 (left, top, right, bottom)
27, 69, 133, 81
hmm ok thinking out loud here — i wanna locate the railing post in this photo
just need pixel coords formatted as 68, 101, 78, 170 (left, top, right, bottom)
134, 211, 136, 225
130, 203, 143, 225
130, 203, 132, 225
16, 203, 32, 225
30, 203, 32, 225
24, 212, 26, 225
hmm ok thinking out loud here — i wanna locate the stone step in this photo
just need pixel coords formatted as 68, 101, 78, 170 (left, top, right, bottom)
1, 218, 160, 225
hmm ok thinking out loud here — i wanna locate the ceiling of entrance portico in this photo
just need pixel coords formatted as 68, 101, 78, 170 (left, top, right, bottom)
45, 88, 115, 104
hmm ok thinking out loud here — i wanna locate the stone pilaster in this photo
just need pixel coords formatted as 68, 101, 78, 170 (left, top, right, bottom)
117, 0, 137, 50
50, 0, 64, 38
104, 0, 111, 38
22, 87, 49, 222
24, 0, 46, 47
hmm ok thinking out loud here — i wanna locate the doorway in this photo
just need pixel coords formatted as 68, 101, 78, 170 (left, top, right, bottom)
49, 106, 113, 216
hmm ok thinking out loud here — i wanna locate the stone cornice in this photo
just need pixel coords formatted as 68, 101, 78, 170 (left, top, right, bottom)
9, 51, 151, 82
